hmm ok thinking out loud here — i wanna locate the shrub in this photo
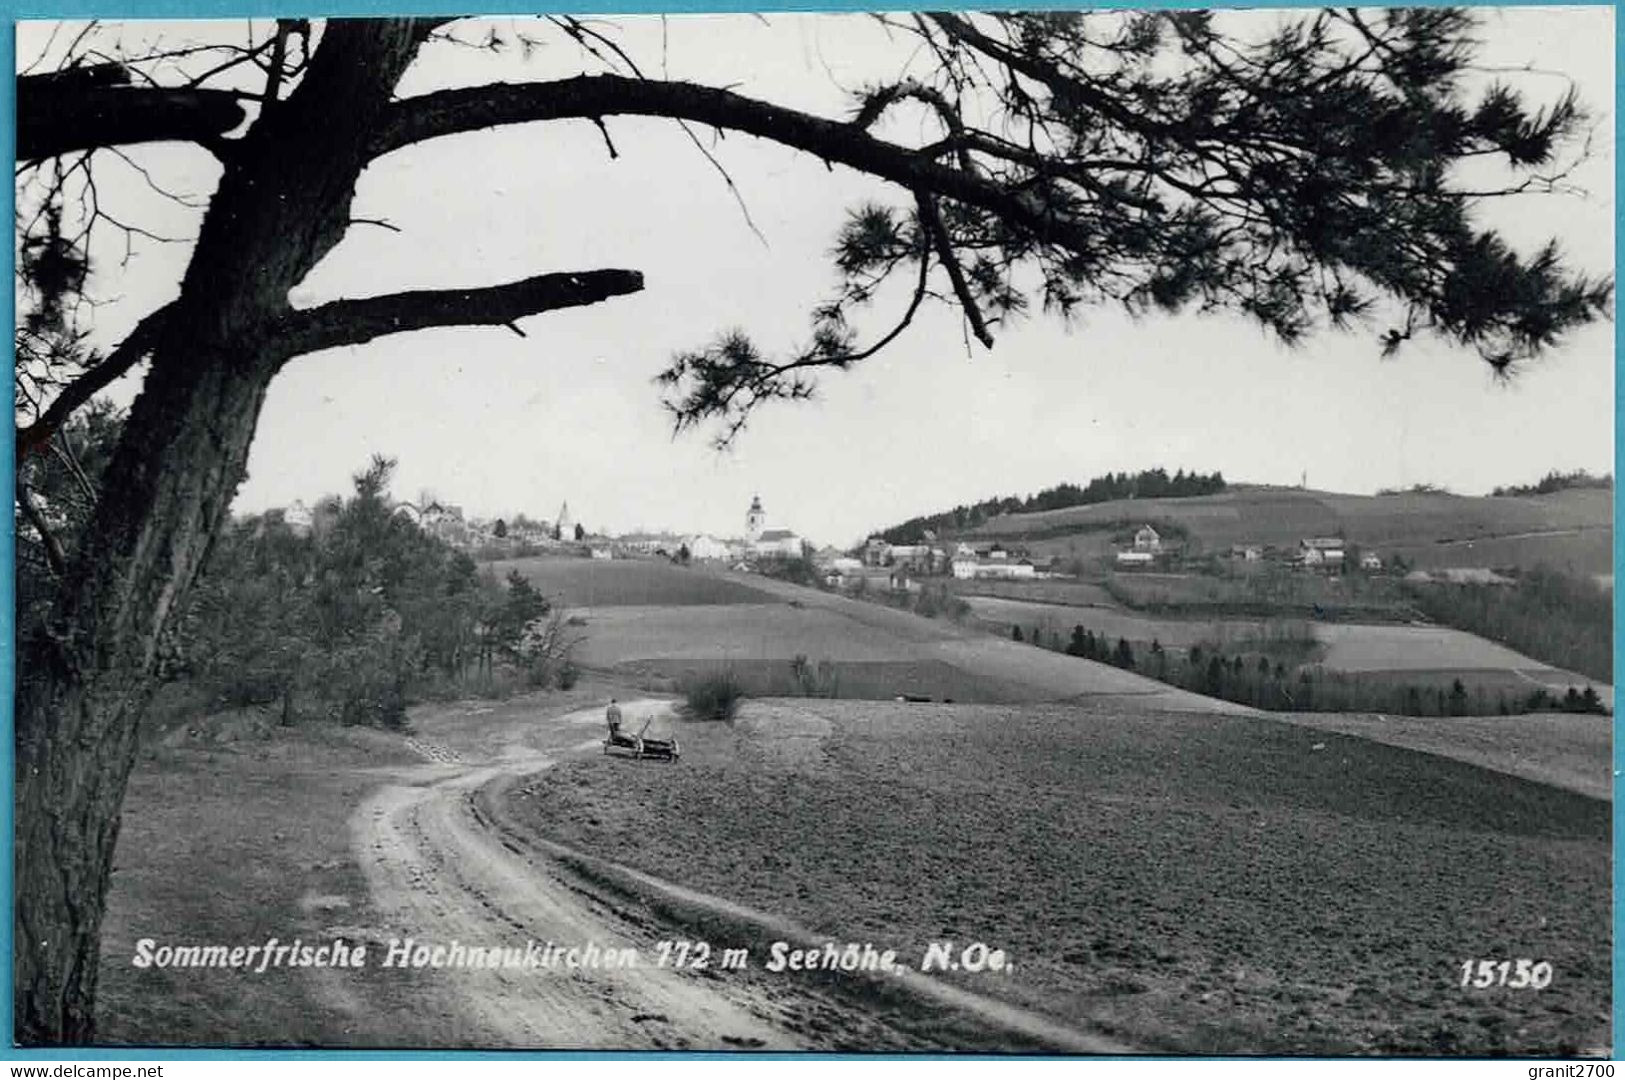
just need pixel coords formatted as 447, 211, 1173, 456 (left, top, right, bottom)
909, 583, 971, 623
557, 662, 580, 691
789, 654, 840, 698
683, 670, 745, 720
516, 610, 584, 689
755, 554, 825, 589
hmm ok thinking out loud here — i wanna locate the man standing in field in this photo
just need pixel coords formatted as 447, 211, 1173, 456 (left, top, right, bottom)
606, 698, 656, 754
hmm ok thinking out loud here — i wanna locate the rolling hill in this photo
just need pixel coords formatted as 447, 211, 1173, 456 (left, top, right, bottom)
959, 485, 1612, 577
494, 556, 1255, 711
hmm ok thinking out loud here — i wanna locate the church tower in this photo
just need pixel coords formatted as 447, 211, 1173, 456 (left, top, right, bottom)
745, 495, 765, 543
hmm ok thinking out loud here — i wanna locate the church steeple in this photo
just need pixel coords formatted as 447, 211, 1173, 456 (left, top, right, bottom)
746, 495, 765, 542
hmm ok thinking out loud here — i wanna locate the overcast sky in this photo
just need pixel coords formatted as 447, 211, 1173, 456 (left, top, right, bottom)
20, 7, 1616, 548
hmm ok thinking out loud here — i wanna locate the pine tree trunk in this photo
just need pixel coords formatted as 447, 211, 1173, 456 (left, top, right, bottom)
13, 20, 428, 1042
14, 348, 274, 1043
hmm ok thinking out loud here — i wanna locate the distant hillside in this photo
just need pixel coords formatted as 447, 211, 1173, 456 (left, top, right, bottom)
876, 469, 1225, 543
960, 485, 1613, 577
1492, 470, 1613, 498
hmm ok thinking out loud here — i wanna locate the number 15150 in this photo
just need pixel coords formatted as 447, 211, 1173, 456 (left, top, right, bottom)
1460, 958, 1552, 989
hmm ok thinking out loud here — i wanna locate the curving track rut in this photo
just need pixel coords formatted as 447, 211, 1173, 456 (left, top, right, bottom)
351, 702, 794, 1050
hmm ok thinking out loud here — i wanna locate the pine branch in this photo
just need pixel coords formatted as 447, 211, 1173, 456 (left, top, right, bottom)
368, 74, 1097, 258
16, 303, 176, 461
916, 192, 993, 348
274, 269, 645, 357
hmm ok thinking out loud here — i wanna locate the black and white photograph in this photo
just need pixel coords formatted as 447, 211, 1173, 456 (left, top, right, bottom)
12, 7, 1614, 1057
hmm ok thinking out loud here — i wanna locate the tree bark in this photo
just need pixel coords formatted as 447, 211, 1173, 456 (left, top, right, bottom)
14, 343, 275, 1043
13, 18, 660, 1040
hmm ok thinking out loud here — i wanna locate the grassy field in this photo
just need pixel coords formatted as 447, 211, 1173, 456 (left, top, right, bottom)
500, 552, 1608, 695
505, 699, 1610, 1056
1100, 570, 1419, 621
962, 594, 1266, 649
567, 602, 952, 666
1318, 489, 1611, 547
541, 565, 1252, 711
960, 595, 1608, 706
1314, 623, 1587, 675
96, 683, 626, 1048
618, 657, 1036, 703
1382, 529, 1613, 578
1407, 570, 1613, 685
490, 556, 775, 607
567, 601, 1196, 706
948, 579, 1120, 607
495, 558, 1020, 699
98, 717, 441, 1047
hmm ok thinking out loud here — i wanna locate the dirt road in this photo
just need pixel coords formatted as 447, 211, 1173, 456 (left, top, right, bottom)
349, 699, 1130, 1052
351, 700, 801, 1050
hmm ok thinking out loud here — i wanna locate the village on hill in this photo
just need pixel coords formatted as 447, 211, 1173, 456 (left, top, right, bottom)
266, 488, 1376, 582
247, 465, 1607, 719
265, 467, 1610, 594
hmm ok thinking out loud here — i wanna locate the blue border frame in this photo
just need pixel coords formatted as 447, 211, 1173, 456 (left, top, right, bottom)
1614, 6, 1622, 1063
1, 0, 1619, 1062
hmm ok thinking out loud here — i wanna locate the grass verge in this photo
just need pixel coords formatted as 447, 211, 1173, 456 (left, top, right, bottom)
95, 720, 466, 1047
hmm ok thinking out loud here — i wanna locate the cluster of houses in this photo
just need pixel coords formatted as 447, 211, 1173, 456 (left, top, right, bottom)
844, 535, 1055, 583
1258, 536, 1385, 572
1300, 537, 1385, 571
406, 499, 577, 550
1115, 525, 1385, 572
274, 496, 585, 551
273, 492, 1396, 584
271, 492, 820, 566
622, 496, 812, 566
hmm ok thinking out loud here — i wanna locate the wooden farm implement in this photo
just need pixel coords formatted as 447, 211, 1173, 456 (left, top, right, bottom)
603, 731, 681, 762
